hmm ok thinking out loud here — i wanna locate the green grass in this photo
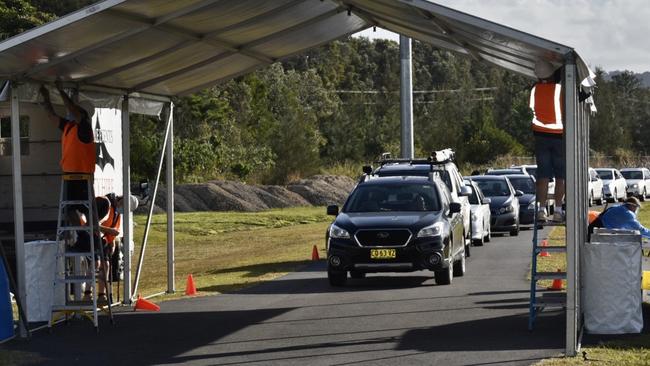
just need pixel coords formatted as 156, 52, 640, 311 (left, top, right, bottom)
534, 204, 650, 365
131, 206, 331, 298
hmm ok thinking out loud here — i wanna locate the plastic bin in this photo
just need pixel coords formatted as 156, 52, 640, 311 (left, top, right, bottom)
583, 228, 643, 334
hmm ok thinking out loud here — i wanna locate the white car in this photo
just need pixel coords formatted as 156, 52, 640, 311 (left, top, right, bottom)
588, 168, 604, 206
464, 179, 491, 246
621, 168, 650, 201
595, 168, 627, 202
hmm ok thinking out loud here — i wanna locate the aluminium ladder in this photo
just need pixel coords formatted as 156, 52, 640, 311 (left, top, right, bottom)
529, 204, 567, 330
49, 174, 113, 332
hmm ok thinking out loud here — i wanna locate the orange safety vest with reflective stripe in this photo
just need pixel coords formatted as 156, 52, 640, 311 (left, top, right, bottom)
102, 204, 121, 244
530, 82, 564, 135
61, 123, 96, 173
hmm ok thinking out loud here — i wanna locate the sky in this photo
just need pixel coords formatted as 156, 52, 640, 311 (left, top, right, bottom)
354, 0, 650, 73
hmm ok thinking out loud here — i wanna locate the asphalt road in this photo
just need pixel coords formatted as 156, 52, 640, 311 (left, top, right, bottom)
4, 226, 565, 366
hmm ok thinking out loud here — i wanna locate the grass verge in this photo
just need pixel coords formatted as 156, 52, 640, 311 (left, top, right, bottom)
534, 204, 650, 365
130, 206, 331, 299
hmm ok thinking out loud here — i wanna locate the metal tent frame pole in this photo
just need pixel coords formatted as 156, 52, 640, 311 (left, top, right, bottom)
121, 95, 132, 303
132, 103, 172, 297
10, 83, 28, 337
399, 35, 414, 159
165, 102, 175, 294
564, 53, 584, 357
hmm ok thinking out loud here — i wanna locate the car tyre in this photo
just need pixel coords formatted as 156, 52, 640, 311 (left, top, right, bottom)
484, 225, 491, 243
328, 268, 347, 286
435, 262, 453, 285
472, 236, 484, 246
453, 249, 466, 277
510, 225, 520, 236
349, 271, 366, 279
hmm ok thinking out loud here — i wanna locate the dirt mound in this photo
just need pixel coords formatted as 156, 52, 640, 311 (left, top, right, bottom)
287, 175, 356, 206
139, 175, 354, 213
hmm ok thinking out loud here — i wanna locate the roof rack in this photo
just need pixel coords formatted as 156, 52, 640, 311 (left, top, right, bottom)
374, 148, 456, 167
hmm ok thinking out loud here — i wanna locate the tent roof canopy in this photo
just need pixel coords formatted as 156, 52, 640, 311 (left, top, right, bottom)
0, 0, 592, 98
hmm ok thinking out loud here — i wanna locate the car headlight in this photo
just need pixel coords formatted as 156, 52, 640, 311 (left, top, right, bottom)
499, 205, 515, 214
632, 184, 638, 188
329, 224, 350, 239
417, 222, 444, 238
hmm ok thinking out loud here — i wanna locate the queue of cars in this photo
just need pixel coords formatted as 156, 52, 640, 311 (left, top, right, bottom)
325, 153, 650, 287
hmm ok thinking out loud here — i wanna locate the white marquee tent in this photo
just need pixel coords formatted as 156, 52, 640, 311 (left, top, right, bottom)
0, 0, 595, 355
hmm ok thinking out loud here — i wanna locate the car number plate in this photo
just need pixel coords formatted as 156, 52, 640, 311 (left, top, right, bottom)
370, 249, 396, 259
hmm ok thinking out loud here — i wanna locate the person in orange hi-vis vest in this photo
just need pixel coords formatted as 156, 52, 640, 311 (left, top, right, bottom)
79, 194, 138, 303
530, 60, 565, 223
39, 81, 96, 226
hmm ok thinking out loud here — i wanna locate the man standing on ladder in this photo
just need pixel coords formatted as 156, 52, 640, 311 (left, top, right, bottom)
531, 60, 565, 222
39, 81, 96, 223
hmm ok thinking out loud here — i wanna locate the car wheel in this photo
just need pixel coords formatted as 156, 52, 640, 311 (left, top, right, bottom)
510, 225, 520, 236
328, 268, 347, 286
472, 236, 484, 246
435, 262, 453, 285
484, 224, 491, 243
453, 249, 466, 277
589, 190, 594, 207
349, 271, 366, 279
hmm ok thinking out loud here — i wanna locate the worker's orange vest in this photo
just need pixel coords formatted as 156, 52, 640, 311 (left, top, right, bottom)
103, 205, 121, 244
61, 123, 96, 173
530, 82, 564, 135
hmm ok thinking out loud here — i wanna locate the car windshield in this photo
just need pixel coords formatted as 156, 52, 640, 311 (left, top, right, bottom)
622, 171, 643, 180
597, 170, 613, 179
345, 184, 440, 212
474, 180, 511, 197
508, 177, 535, 194
525, 167, 537, 177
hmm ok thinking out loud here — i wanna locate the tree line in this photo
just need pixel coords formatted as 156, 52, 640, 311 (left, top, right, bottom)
3, 1, 650, 183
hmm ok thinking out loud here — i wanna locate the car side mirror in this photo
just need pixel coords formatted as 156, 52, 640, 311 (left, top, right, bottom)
138, 180, 150, 203
482, 197, 491, 204
449, 202, 461, 214
327, 205, 339, 216
362, 165, 373, 175
515, 190, 524, 197
459, 186, 472, 197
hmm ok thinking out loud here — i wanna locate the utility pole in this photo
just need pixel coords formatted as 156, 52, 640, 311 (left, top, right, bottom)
400, 35, 414, 159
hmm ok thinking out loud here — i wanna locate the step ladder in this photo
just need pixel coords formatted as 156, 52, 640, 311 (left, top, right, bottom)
529, 204, 567, 330
49, 174, 113, 332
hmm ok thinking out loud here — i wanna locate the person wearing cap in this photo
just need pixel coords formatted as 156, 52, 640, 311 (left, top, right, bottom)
597, 197, 650, 239
39, 82, 96, 225
531, 60, 565, 222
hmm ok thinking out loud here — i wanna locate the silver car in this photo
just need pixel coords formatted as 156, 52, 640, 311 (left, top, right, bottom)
621, 168, 650, 201
596, 168, 627, 202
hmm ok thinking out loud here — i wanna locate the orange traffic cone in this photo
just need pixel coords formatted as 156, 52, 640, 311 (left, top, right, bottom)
311, 245, 320, 260
547, 269, 564, 291
540, 239, 551, 257
185, 274, 197, 296
134, 295, 160, 311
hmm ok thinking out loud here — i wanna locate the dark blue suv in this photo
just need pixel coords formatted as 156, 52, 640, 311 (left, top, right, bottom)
326, 175, 465, 286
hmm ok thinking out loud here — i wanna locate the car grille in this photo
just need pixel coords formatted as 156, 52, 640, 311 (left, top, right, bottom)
355, 229, 412, 247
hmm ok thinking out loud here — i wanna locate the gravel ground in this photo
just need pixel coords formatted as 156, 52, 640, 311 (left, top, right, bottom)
138, 174, 356, 213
